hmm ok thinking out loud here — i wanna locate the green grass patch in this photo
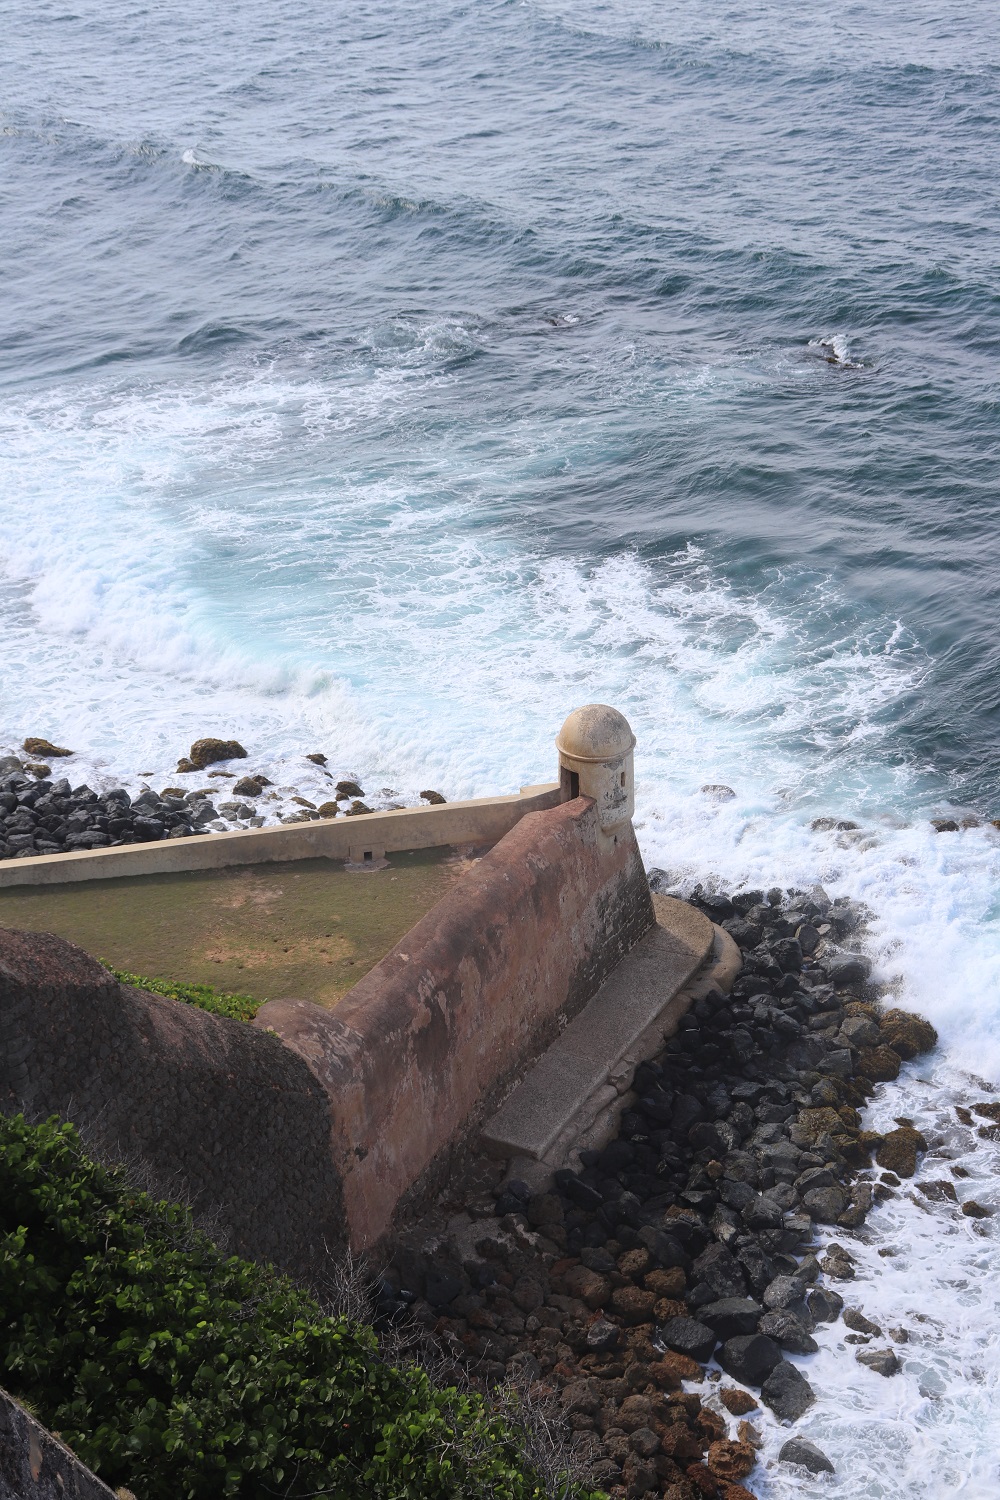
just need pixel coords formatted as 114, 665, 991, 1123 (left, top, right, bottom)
0, 1114, 602, 1500
102, 963, 261, 1022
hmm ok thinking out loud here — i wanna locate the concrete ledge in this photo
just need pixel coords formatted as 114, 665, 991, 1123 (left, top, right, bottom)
0, 783, 561, 888
481, 895, 715, 1162
543, 921, 742, 1175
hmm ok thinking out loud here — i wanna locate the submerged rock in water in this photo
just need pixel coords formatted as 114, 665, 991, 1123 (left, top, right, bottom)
961, 1200, 993, 1218
780, 1437, 835, 1474
23, 737, 73, 758
856, 1346, 901, 1377
701, 784, 736, 801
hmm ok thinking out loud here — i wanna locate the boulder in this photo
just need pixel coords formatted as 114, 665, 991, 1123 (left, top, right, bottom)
699, 1298, 762, 1340
645, 1266, 687, 1299
305, 752, 327, 765
875, 1126, 927, 1178
856, 1045, 901, 1082
962, 1200, 993, 1219
761, 1359, 815, 1420
762, 1275, 807, 1311
610, 1286, 657, 1324
186, 738, 248, 770
233, 775, 270, 796
420, 789, 447, 804
758, 1309, 818, 1354
563, 1265, 611, 1310
22, 737, 72, 757
828, 954, 871, 985
718, 1334, 782, 1386
802, 1185, 847, 1222
742, 1194, 785, 1231
336, 780, 364, 798
879, 1008, 937, 1059
617, 1394, 660, 1433
843, 1307, 881, 1337
657, 1316, 717, 1364
706, 1439, 756, 1481
692, 1242, 746, 1299
779, 1438, 835, 1474
840, 1013, 880, 1047
719, 1387, 758, 1416
856, 1347, 901, 1377
585, 1319, 621, 1352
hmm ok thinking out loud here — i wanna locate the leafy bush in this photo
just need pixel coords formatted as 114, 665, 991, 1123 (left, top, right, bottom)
102, 964, 261, 1022
0, 1114, 601, 1500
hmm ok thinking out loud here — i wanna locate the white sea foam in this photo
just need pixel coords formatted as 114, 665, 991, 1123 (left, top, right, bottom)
1, 363, 999, 1494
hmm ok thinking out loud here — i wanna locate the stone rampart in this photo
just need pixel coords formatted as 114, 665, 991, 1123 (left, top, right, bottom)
0, 929, 345, 1280
0, 1387, 115, 1500
257, 795, 654, 1249
0, 782, 562, 888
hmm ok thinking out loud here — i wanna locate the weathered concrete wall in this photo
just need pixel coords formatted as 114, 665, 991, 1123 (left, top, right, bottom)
0, 929, 345, 1281
257, 796, 654, 1249
0, 782, 562, 888
0, 1388, 115, 1500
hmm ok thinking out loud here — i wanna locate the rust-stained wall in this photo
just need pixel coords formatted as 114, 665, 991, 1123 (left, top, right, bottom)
256, 796, 654, 1249
0, 930, 345, 1280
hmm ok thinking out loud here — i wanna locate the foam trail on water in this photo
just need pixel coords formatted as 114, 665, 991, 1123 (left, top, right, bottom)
2, 366, 1000, 1497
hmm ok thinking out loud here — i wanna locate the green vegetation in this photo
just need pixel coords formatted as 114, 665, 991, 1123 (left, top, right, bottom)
102, 963, 261, 1022
0, 1114, 601, 1500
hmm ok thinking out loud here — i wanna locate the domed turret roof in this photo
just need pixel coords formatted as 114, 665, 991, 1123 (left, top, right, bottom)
555, 704, 636, 763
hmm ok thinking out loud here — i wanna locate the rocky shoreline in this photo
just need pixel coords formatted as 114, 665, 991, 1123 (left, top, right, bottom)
0, 737, 440, 863
380, 881, 941, 1500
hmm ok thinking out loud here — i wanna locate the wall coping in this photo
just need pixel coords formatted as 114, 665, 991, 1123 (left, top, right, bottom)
0, 783, 561, 889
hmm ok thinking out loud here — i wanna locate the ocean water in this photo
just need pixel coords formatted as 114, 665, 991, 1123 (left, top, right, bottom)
2, 0, 999, 1490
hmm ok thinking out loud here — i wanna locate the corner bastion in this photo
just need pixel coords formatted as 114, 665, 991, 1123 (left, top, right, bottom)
0, 706, 698, 1263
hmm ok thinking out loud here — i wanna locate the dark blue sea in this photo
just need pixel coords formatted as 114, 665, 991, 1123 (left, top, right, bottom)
2, 3, 999, 1489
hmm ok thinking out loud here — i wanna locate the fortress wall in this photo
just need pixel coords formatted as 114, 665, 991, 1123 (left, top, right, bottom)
257, 796, 654, 1249
0, 1387, 116, 1500
0, 928, 345, 1281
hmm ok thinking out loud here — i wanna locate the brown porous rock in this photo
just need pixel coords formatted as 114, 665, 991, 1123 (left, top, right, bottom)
719, 1387, 758, 1416
23, 737, 73, 757
879, 1008, 938, 1060
874, 1125, 928, 1178
856, 1045, 902, 1082
706, 1439, 756, 1481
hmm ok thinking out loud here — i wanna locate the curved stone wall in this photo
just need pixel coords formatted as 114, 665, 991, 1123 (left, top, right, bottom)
0, 928, 345, 1280
257, 796, 654, 1249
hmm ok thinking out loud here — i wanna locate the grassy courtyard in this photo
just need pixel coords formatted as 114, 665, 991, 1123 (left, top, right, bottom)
0, 849, 470, 1009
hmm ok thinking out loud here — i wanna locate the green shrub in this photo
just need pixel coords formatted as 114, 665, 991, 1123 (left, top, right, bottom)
0, 1114, 601, 1500
101, 964, 261, 1022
